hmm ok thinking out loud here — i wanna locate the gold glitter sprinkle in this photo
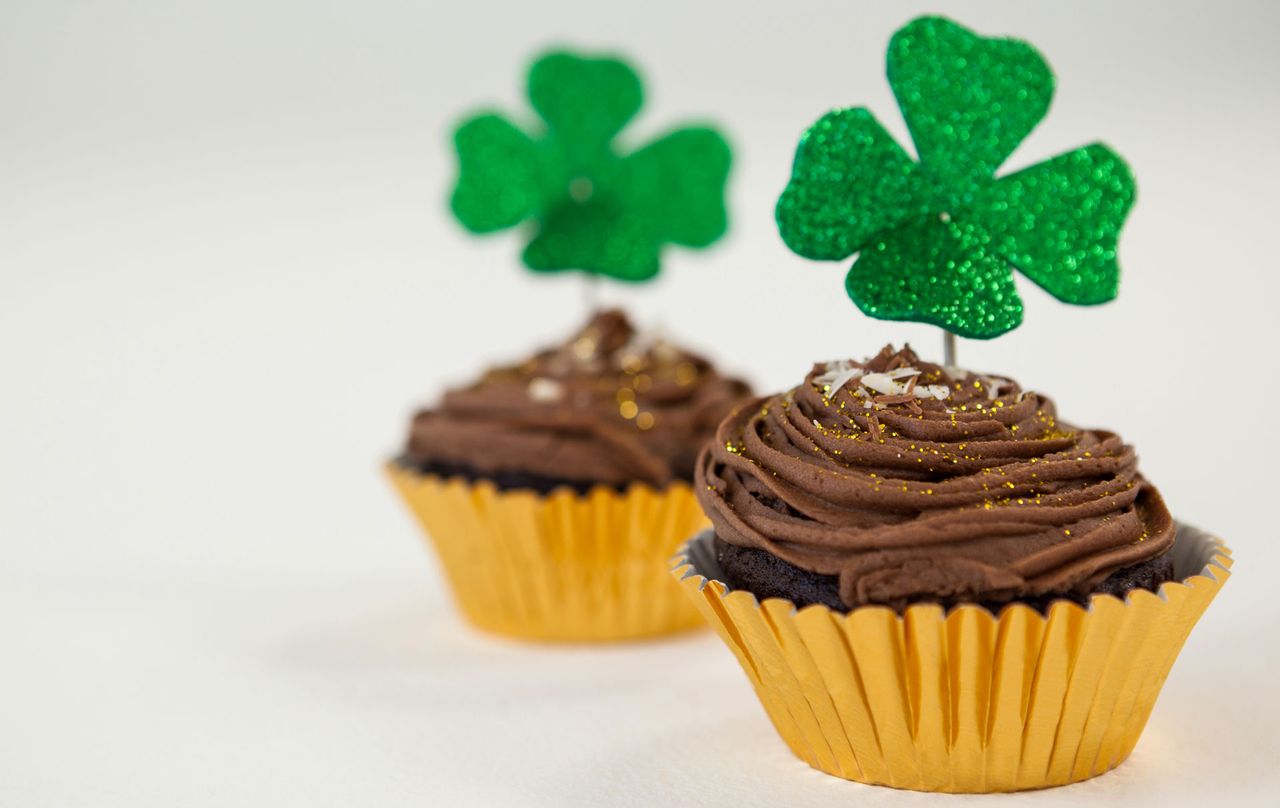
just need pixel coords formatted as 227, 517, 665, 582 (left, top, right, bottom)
572, 336, 596, 360
675, 362, 698, 386
635, 412, 655, 430
633, 374, 652, 392
616, 388, 635, 403
619, 401, 639, 419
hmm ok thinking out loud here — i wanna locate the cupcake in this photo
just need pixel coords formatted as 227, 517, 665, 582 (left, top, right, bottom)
389, 308, 750, 641
670, 13, 1230, 793
673, 346, 1229, 791
395, 45, 744, 640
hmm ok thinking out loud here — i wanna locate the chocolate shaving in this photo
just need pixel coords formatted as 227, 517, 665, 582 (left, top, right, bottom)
873, 393, 916, 405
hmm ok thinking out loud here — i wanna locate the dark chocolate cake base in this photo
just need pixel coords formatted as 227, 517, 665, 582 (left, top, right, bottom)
397, 456, 691, 496
713, 535, 1176, 615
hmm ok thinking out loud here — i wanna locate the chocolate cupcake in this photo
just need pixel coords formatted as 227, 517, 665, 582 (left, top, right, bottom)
672, 346, 1230, 791
666, 14, 1231, 794
388, 309, 750, 641
699, 344, 1175, 614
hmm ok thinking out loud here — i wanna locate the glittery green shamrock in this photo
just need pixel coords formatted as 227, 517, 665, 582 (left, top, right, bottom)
450, 50, 732, 282
776, 16, 1136, 339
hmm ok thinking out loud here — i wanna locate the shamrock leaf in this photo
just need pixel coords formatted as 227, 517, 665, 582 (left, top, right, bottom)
523, 197, 660, 281
451, 114, 549, 233
848, 217, 1023, 336
776, 108, 921, 260
617, 127, 732, 248
450, 50, 732, 282
528, 52, 642, 169
776, 16, 1136, 339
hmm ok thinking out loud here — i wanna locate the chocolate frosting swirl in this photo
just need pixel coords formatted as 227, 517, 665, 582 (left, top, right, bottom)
696, 345, 1174, 608
405, 309, 751, 487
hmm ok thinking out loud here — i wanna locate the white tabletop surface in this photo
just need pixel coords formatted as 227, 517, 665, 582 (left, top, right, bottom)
3, 0, 1278, 805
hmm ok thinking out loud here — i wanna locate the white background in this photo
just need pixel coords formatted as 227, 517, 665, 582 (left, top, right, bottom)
3, 0, 1278, 805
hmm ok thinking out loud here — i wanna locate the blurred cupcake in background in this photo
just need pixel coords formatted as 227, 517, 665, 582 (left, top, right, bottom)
390, 309, 749, 640
388, 46, 745, 641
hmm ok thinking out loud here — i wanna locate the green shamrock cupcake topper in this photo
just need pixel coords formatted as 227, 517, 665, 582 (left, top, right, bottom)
451, 50, 732, 282
776, 16, 1136, 341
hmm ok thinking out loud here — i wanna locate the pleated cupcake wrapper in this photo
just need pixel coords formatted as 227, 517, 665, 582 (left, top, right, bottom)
672, 524, 1231, 793
387, 464, 709, 641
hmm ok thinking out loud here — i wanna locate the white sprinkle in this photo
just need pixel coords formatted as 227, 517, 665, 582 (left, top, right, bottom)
915, 384, 951, 401
860, 372, 900, 395
980, 375, 1000, 400
527, 377, 564, 402
819, 361, 948, 404
814, 359, 863, 395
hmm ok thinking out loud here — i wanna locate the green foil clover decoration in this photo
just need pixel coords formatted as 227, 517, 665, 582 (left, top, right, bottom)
450, 50, 732, 282
776, 16, 1136, 339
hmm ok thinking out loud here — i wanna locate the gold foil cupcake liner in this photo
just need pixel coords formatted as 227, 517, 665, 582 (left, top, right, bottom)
672, 525, 1230, 792
387, 464, 708, 641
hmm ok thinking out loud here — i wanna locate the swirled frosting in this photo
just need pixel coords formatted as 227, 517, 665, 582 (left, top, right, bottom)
696, 345, 1174, 608
404, 309, 751, 487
